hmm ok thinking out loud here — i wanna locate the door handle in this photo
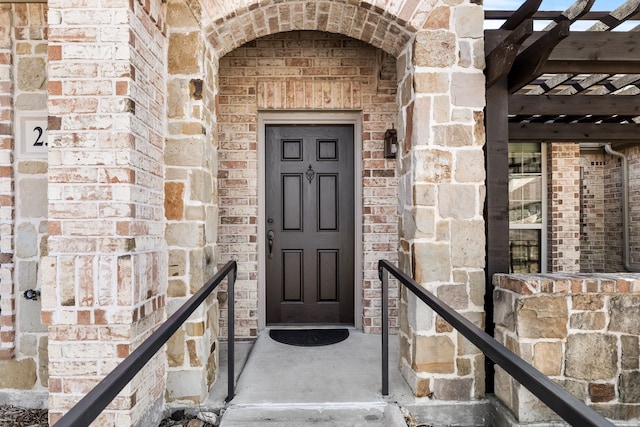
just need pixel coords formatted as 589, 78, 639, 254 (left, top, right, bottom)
267, 230, 275, 258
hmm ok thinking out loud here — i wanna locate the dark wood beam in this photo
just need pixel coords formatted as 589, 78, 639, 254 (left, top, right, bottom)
542, 32, 640, 73
484, 77, 510, 392
485, 10, 640, 20
508, 20, 570, 93
509, 94, 640, 116
509, 123, 640, 141
501, 0, 542, 30
485, 20, 533, 88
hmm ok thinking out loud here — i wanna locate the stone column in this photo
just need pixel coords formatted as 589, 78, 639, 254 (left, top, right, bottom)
164, 0, 219, 404
548, 143, 581, 272
397, 4, 487, 401
42, 0, 168, 424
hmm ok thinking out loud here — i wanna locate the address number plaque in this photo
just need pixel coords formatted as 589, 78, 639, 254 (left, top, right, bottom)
16, 112, 48, 159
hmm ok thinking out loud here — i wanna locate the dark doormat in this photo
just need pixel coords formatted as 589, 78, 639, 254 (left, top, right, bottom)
269, 328, 349, 347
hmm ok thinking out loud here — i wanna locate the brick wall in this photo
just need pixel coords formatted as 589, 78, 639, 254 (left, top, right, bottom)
580, 152, 606, 272
581, 146, 640, 273
217, 31, 399, 337
44, 0, 167, 424
626, 147, 640, 267
547, 143, 581, 272
0, 4, 15, 361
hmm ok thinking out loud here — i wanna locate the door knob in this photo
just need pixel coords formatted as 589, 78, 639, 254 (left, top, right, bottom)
267, 230, 275, 258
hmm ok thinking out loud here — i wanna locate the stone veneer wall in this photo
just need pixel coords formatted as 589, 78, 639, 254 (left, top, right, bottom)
0, 3, 49, 402
395, 4, 487, 399
216, 30, 399, 338
494, 273, 640, 422
164, 0, 220, 404
43, 0, 168, 424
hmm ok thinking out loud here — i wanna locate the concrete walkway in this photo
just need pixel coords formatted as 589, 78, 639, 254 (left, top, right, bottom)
204, 328, 414, 426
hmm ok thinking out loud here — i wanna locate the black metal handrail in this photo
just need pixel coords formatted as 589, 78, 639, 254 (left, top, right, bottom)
378, 259, 615, 427
56, 260, 237, 427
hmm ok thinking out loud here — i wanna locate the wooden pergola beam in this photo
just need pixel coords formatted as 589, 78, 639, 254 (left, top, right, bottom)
485, 20, 533, 88
508, 20, 571, 93
508, 123, 640, 141
501, 0, 543, 30
509, 94, 640, 116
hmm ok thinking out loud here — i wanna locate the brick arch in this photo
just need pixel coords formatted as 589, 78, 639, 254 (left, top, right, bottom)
201, 0, 425, 58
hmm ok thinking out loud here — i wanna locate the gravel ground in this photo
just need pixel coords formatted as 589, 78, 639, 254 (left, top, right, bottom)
0, 405, 48, 427
0, 406, 219, 427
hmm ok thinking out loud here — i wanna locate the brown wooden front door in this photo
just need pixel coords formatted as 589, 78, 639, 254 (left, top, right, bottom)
265, 124, 354, 324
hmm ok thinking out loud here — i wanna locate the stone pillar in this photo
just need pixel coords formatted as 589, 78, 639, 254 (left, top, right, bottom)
0, 5, 15, 361
494, 273, 640, 423
397, 4, 487, 401
165, 0, 219, 404
548, 143, 581, 272
43, 0, 168, 424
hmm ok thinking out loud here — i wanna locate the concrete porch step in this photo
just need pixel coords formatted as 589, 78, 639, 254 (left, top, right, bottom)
219, 402, 407, 426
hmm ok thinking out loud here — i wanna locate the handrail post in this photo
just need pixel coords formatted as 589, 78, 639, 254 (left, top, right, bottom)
227, 265, 236, 402
379, 262, 389, 396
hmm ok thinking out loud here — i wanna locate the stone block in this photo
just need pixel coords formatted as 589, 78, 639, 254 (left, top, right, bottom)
165, 223, 204, 247
451, 220, 484, 268
166, 368, 205, 403
437, 284, 468, 310
589, 383, 615, 402
16, 260, 37, 291
407, 292, 434, 331
414, 206, 435, 237
619, 371, 640, 403
572, 294, 604, 310
414, 72, 449, 94
516, 296, 567, 339
621, 335, 639, 370
17, 57, 46, 90
167, 328, 185, 367
39, 336, 48, 387
533, 341, 562, 376
609, 295, 640, 335
413, 31, 456, 68
168, 32, 202, 75
493, 289, 515, 329
167, 1, 199, 27
453, 5, 484, 38
0, 357, 37, 389
18, 177, 47, 218
433, 377, 473, 400
570, 312, 605, 330
165, 182, 184, 220
565, 334, 617, 381
15, 223, 37, 258
415, 149, 452, 183
455, 149, 485, 183
438, 184, 477, 220
413, 241, 451, 283
413, 335, 454, 373
451, 72, 485, 108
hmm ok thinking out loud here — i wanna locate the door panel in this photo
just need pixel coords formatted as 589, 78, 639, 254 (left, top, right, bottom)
266, 124, 354, 324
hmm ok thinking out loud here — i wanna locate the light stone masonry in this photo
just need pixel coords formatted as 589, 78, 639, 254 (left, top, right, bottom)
494, 273, 640, 422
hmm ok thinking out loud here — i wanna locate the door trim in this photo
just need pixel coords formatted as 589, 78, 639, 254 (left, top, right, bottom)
257, 111, 363, 330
